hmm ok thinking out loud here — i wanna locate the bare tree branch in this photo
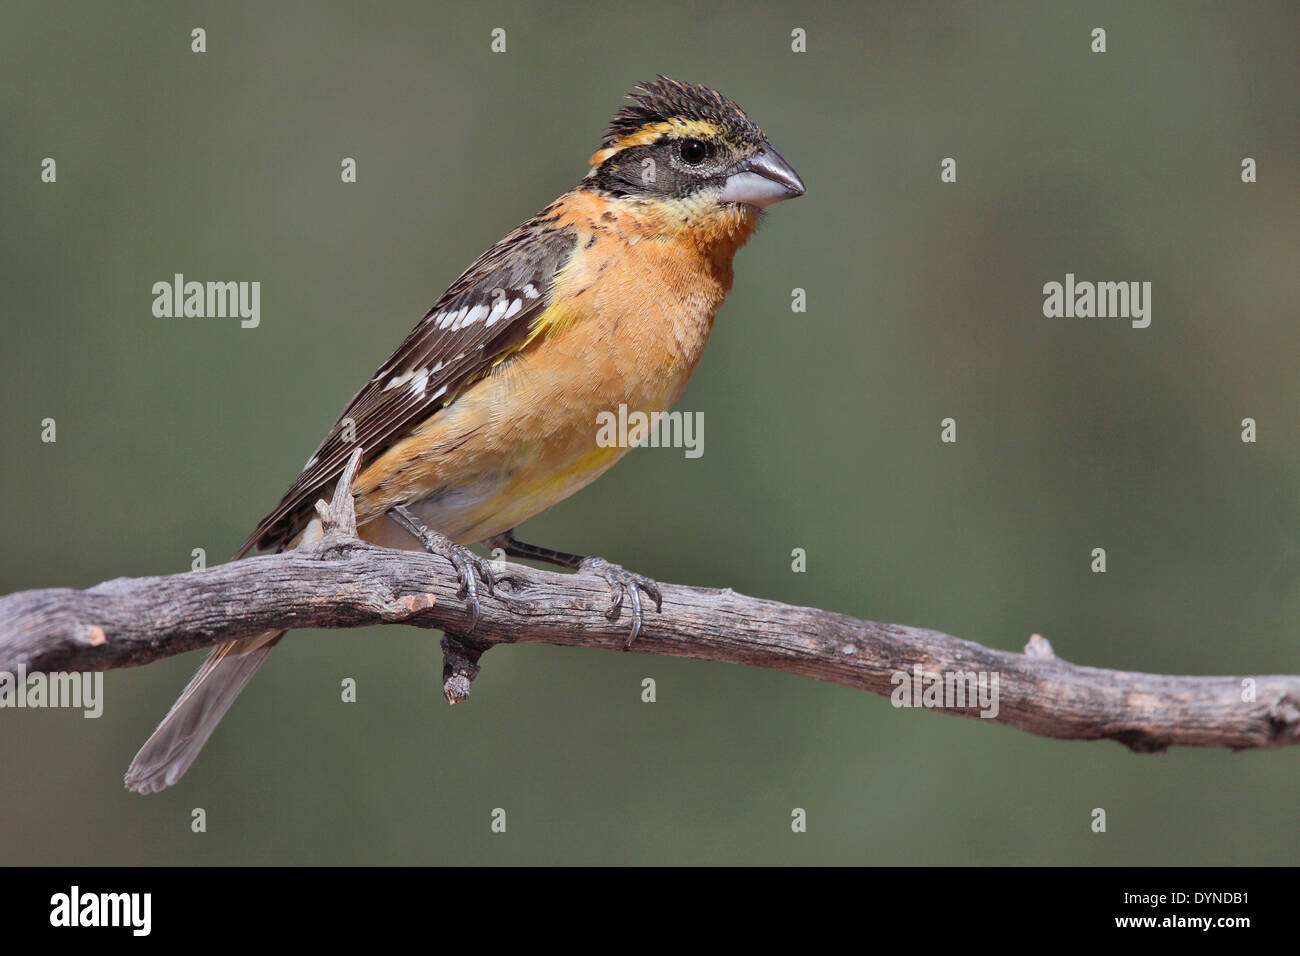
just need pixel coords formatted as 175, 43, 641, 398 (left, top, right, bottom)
1, 456, 1296, 753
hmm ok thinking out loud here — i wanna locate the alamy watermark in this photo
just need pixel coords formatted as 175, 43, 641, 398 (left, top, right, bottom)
1042, 273, 1151, 328
152, 273, 260, 328
0, 666, 103, 718
595, 404, 703, 458
891, 665, 999, 718
50, 886, 150, 936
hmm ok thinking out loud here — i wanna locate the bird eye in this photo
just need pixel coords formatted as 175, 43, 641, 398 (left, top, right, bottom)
678, 139, 710, 165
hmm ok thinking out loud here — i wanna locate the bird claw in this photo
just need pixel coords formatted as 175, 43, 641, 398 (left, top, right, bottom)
391, 508, 495, 630
579, 556, 662, 647
442, 543, 496, 630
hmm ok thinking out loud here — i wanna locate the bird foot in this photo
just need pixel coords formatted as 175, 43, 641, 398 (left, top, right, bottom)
579, 556, 662, 647
390, 507, 495, 630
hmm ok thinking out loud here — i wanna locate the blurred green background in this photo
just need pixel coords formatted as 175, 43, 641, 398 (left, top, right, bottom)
1, 0, 1296, 865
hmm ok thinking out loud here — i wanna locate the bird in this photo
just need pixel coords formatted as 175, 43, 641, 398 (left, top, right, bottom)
124, 76, 805, 793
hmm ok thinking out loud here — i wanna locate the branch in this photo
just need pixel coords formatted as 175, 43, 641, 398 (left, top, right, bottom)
1, 453, 1296, 753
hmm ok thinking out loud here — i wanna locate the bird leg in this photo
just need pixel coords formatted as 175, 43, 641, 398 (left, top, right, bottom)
389, 506, 495, 630
484, 529, 662, 646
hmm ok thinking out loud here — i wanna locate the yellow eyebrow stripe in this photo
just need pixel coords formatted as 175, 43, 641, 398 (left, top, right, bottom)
587, 118, 722, 167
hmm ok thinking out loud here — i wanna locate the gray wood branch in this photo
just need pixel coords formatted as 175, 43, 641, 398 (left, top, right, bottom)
0, 450, 1296, 753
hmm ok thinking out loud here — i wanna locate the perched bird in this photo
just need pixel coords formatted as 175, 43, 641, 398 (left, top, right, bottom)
125, 76, 805, 793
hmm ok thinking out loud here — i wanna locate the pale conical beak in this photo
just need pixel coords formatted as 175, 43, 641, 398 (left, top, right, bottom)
718, 143, 806, 208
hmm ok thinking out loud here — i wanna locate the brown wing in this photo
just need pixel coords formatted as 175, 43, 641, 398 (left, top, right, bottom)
236, 206, 579, 557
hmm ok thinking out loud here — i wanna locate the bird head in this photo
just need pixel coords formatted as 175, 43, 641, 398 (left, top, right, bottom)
584, 77, 805, 225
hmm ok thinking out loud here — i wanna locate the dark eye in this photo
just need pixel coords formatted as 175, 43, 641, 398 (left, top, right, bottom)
678, 139, 710, 165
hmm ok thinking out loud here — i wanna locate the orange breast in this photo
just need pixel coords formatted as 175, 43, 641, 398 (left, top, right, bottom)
353, 192, 757, 544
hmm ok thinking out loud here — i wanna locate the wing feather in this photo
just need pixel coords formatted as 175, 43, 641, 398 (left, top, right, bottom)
236, 208, 578, 557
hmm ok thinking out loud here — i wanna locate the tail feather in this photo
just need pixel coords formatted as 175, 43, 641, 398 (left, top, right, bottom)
123, 631, 283, 794
125, 517, 327, 793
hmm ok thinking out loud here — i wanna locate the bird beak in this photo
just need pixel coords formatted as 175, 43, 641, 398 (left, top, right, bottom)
718, 143, 806, 208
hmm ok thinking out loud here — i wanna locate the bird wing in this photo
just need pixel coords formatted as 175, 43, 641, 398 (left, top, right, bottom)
237, 206, 579, 557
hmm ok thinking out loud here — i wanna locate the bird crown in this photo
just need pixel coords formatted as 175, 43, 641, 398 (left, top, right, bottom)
602, 76, 763, 149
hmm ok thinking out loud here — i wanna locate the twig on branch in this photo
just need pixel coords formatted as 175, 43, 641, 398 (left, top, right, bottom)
0, 458, 1296, 754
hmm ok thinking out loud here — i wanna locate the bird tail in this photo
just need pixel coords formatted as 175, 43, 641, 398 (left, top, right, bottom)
123, 630, 284, 793
124, 515, 328, 794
